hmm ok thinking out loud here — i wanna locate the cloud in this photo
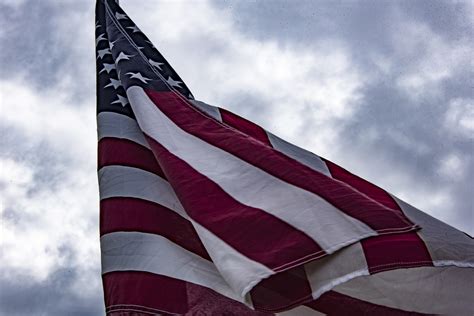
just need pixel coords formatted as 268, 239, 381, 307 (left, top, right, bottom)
445, 98, 474, 138
0, 269, 103, 316
0, 0, 95, 92
392, 17, 472, 101
0, 77, 101, 313
438, 153, 466, 180
0, 0, 473, 315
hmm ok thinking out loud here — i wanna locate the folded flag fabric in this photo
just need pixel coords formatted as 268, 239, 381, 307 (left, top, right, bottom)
96, 1, 474, 314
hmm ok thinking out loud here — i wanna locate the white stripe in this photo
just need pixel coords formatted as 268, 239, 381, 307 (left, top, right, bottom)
267, 132, 331, 177
190, 100, 331, 177
433, 260, 474, 268
192, 221, 273, 298
97, 111, 150, 148
127, 86, 375, 251
101, 231, 244, 303
305, 242, 369, 300
333, 265, 474, 315
189, 100, 222, 122
393, 196, 474, 266
98, 165, 186, 218
99, 164, 271, 300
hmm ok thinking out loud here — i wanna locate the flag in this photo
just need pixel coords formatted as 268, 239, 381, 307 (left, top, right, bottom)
96, 1, 474, 314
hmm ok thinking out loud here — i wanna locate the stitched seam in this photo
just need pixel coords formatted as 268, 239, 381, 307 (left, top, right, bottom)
107, 303, 178, 314
370, 260, 433, 269
107, 304, 169, 312
107, 307, 162, 315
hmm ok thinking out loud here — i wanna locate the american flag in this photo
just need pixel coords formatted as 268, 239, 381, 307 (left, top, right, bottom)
96, 1, 474, 314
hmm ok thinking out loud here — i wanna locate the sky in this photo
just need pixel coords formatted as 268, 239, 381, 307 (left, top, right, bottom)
0, 0, 472, 315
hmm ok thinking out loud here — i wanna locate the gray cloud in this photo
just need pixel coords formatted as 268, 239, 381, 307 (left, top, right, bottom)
0, 0, 94, 98
0, 268, 103, 316
1, 0, 472, 315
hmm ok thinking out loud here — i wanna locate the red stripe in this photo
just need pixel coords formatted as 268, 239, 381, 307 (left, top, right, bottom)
145, 89, 417, 233
98, 137, 166, 179
324, 160, 433, 273
103, 271, 187, 315
103, 271, 268, 315
305, 290, 427, 315
144, 134, 325, 270
220, 108, 271, 146
362, 233, 433, 274
100, 197, 211, 261
250, 266, 313, 312
324, 159, 401, 211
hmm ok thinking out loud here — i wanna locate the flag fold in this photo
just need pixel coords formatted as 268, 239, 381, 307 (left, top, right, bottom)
96, 1, 474, 314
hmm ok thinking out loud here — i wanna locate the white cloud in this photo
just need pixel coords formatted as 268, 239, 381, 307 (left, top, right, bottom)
385, 129, 431, 156
0, 1, 102, 309
445, 98, 474, 138
0, 78, 99, 293
438, 153, 466, 180
391, 15, 472, 100
1, 80, 96, 163
0, 158, 34, 188
0, 0, 26, 9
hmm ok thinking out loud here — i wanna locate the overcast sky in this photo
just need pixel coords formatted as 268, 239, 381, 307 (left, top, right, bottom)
0, 0, 472, 315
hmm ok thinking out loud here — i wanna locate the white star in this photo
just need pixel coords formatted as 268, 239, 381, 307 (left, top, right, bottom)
97, 48, 112, 59
145, 40, 155, 48
126, 25, 140, 33
126, 72, 152, 84
96, 33, 107, 46
109, 40, 117, 49
111, 95, 129, 107
149, 59, 164, 70
105, 78, 122, 89
115, 12, 128, 20
167, 76, 182, 88
115, 52, 134, 64
99, 63, 116, 74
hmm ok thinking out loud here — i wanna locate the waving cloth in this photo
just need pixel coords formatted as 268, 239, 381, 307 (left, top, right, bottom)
96, 1, 474, 314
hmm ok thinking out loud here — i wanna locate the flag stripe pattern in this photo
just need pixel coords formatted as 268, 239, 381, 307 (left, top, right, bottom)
143, 89, 416, 235
96, 0, 474, 314
98, 137, 164, 176
100, 197, 211, 260
143, 132, 326, 269
324, 160, 434, 273
101, 231, 242, 302
97, 112, 150, 148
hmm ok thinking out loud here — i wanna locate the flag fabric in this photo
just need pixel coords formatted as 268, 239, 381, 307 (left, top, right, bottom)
96, 1, 474, 314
